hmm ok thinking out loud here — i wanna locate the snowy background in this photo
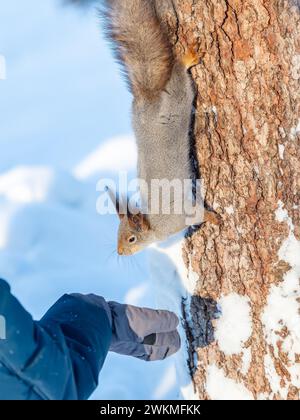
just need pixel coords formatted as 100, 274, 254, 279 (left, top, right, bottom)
0, 0, 194, 400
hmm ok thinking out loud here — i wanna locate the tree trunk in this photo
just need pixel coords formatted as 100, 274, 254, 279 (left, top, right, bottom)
157, 0, 300, 400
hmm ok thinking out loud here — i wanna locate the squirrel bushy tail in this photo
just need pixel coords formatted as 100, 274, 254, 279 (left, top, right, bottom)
102, 0, 174, 101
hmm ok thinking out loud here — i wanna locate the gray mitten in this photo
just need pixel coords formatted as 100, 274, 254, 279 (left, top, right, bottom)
108, 302, 181, 361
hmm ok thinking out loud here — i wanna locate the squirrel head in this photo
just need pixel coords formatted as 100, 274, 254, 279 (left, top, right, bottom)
117, 212, 152, 256
107, 188, 152, 256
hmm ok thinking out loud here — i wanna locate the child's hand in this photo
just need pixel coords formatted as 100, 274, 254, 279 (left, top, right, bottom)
108, 301, 181, 361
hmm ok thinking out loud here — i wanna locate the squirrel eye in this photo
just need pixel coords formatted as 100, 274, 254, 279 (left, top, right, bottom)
128, 235, 137, 244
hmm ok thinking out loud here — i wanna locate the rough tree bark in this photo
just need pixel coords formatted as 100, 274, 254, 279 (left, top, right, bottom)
157, 0, 300, 400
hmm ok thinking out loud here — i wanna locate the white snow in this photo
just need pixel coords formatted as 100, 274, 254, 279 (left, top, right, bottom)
262, 201, 300, 397
275, 200, 288, 223
291, 55, 300, 80
215, 294, 252, 355
264, 353, 285, 399
124, 283, 149, 306
0, 167, 84, 207
211, 106, 218, 122
240, 347, 252, 376
148, 231, 256, 399
0, 167, 53, 204
206, 365, 254, 400
225, 205, 235, 215
0, 55, 6, 80
290, 119, 300, 138
278, 144, 285, 160
148, 235, 200, 399
153, 364, 177, 399
74, 136, 137, 180
279, 127, 286, 139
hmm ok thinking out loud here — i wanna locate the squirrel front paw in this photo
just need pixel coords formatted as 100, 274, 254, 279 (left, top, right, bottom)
181, 49, 200, 70
203, 209, 222, 226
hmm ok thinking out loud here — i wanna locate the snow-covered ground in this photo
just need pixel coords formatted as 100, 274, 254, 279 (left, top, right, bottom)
0, 0, 195, 400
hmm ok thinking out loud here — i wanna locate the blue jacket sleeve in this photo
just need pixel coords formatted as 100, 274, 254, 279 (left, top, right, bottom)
0, 279, 112, 400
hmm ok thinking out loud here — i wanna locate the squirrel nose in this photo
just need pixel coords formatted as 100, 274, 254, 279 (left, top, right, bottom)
118, 245, 124, 255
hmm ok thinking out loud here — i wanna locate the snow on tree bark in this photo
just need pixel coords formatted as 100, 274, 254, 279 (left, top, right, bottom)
156, 0, 300, 400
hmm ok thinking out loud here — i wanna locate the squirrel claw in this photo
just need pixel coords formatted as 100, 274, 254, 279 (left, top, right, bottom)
203, 210, 222, 226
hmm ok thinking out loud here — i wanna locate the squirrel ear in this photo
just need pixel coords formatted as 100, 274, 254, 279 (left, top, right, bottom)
128, 212, 150, 232
106, 187, 126, 220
